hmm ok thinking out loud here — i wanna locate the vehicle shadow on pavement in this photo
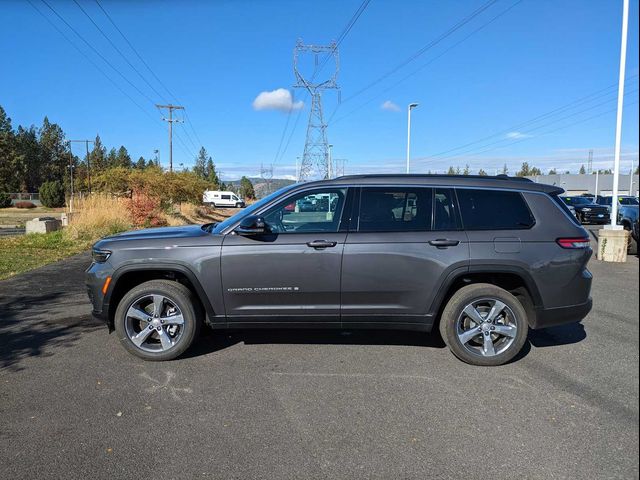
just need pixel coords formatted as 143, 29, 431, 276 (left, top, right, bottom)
0, 293, 103, 372
184, 328, 447, 358
186, 324, 588, 360
528, 322, 587, 348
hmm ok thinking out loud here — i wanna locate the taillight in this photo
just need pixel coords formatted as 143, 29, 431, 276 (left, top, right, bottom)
557, 237, 591, 249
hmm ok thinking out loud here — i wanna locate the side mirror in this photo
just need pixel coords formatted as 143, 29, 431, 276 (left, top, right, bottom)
236, 215, 268, 235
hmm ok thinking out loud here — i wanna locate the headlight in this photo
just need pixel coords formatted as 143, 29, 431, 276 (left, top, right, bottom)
92, 248, 112, 263
582, 208, 591, 212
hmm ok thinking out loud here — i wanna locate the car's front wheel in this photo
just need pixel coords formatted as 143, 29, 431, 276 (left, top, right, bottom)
114, 280, 201, 361
439, 283, 528, 366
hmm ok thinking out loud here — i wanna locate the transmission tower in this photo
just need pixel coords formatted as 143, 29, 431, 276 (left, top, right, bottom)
587, 149, 593, 174
294, 39, 340, 181
260, 163, 274, 195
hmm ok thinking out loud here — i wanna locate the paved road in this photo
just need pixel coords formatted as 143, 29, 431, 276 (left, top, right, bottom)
1, 243, 638, 479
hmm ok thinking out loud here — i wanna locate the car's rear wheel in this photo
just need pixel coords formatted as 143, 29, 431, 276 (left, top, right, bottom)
439, 283, 528, 366
114, 280, 201, 361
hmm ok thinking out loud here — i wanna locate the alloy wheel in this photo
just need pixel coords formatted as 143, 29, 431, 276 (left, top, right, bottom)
124, 294, 185, 353
456, 298, 518, 357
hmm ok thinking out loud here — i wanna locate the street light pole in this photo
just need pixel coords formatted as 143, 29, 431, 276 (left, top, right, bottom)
406, 103, 419, 174
609, 0, 629, 229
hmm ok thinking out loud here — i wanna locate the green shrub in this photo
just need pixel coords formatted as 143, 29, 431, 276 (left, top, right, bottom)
0, 191, 11, 208
39, 180, 66, 208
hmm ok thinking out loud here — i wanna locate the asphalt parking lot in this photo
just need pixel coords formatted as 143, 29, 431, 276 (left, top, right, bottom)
1, 230, 638, 479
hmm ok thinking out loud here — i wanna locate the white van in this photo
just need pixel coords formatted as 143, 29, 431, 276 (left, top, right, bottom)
203, 190, 246, 208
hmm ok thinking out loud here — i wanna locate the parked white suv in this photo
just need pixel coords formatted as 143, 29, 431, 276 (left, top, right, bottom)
203, 190, 245, 208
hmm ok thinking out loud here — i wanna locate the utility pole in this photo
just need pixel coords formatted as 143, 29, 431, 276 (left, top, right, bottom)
69, 140, 94, 193
406, 103, 419, 174
328, 144, 333, 179
68, 159, 75, 213
294, 39, 340, 181
156, 104, 184, 172
609, 0, 629, 229
630, 157, 635, 195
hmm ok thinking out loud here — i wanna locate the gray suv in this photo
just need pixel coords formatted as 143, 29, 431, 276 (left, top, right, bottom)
86, 175, 593, 366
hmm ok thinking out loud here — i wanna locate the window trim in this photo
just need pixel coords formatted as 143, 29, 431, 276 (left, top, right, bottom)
455, 188, 536, 231
432, 187, 462, 232
258, 187, 351, 235
355, 186, 436, 233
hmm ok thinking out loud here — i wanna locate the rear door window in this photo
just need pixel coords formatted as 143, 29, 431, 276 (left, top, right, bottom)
433, 188, 460, 230
456, 189, 535, 230
358, 188, 432, 232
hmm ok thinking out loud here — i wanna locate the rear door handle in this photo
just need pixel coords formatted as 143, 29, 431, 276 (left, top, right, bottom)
428, 239, 460, 248
306, 240, 338, 249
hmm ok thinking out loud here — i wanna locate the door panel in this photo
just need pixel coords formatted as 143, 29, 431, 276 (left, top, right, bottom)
341, 230, 469, 321
221, 233, 346, 322
340, 186, 469, 323
221, 186, 350, 324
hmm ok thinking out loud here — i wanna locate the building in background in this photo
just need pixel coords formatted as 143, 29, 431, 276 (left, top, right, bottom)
527, 174, 638, 196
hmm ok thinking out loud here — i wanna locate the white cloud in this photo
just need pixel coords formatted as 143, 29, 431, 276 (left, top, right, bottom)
252, 88, 303, 112
381, 100, 401, 112
505, 131, 532, 139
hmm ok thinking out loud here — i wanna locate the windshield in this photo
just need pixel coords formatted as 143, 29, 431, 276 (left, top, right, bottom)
619, 197, 639, 205
211, 183, 300, 234
564, 197, 591, 205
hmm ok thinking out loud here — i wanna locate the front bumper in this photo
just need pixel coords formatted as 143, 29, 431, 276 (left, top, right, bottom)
85, 261, 114, 330
580, 212, 610, 224
530, 297, 593, 329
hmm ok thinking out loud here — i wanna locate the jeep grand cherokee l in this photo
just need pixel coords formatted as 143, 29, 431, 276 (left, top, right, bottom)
86, 175, 593, 366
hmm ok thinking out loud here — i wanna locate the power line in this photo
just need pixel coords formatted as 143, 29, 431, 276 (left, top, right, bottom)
327, 0, 499, 123
40, 0, 157, 106
36, 0, 197, 166
430, 75, 639, 158
94, 0, 205, 150
436, 96, 639, 161
28, 0, 157, 123
330, 0, 523, 125
272, 0, 372, 169
72, 0, 168, 103
93, 0, 178, 102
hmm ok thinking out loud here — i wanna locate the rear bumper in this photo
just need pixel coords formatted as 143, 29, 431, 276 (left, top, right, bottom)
530, 297, 592, 329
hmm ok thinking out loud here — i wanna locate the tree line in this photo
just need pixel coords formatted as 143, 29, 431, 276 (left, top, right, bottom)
0, 104, 260, 201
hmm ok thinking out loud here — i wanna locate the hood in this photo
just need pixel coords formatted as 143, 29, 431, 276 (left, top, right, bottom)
103, 225, 209, 242
573, 202, 606, 209
619, 205, 639, 220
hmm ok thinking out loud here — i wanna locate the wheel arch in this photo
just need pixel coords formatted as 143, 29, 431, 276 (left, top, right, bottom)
428, 265, 542, 329
104, 263, 216, 332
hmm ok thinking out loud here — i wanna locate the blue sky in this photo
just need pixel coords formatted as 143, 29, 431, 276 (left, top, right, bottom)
1, 0, 639, 180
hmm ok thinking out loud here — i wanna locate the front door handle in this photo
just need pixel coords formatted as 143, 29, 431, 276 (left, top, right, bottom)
428, 239, 460, 248
306, 240, 338, 249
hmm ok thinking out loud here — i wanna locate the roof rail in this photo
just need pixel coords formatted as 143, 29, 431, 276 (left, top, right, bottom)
335, 173, 533, 182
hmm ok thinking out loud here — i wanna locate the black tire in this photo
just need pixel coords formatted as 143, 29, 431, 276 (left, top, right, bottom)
235, 203, 242, 208
114, 280, 202, 361
439, 283, 528, 366
623, 224, 638, 255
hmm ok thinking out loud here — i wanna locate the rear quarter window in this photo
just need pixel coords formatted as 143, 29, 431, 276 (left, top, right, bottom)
456, 189, 535, 230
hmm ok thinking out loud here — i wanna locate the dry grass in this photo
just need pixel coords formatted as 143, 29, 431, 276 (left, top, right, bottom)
0, 197, 239, 280
166, 203, 237, 226
65, 195, 133, 241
